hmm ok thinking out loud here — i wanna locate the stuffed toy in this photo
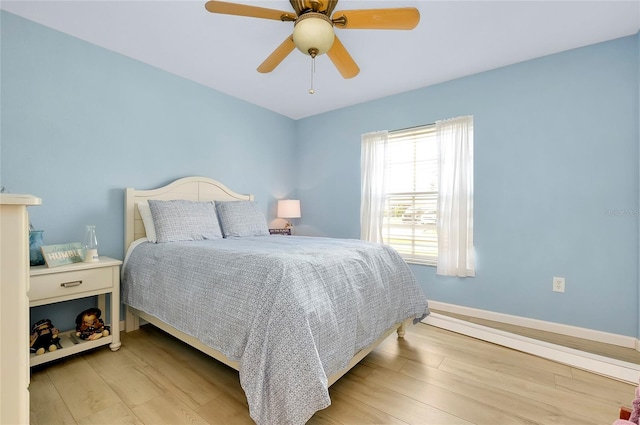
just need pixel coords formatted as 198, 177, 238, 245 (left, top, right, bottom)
30, 319, 62, 355
75, 308, 110, 341
614, 381, 640, 425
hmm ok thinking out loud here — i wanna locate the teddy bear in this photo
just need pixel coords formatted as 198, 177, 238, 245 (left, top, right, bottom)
75, 308, 110, 341
30, 319, 62, 355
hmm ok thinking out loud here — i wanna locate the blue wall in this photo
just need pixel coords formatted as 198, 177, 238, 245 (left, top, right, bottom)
3, 11, 640, 337
1, 12, 296, 329
1, 11, 297, 252
296, 35, 639, 337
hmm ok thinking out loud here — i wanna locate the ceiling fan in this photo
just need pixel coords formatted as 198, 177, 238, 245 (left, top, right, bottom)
204, 1, 420, 80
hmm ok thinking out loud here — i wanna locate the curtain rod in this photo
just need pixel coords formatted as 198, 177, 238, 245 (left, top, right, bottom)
392, 122, 436, 133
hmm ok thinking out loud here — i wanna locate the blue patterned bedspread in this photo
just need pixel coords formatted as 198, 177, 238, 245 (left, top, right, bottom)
122, 235, 429, 425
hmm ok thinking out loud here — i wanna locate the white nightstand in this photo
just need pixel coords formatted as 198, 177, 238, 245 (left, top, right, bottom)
29, 256, 122, 367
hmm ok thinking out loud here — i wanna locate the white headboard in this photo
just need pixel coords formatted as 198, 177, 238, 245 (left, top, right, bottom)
124, 176, 253, 252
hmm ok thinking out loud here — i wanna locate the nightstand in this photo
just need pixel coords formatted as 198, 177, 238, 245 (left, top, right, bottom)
29, 256, 122, 367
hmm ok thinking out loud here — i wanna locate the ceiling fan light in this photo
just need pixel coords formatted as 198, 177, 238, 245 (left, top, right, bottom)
293, 13, 335, 56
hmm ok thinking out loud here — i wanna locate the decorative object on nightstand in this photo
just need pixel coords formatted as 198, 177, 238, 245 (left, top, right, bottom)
75, 307, 110, 341
40, 243, 84, 267
29, 228, 45, 266
82, 225, 99, 262
269, 228, 291, 235
29, 319, 62, 355
277, 199, 301, 233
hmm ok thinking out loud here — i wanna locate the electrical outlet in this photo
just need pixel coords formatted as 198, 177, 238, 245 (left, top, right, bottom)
553, 277, 565, 293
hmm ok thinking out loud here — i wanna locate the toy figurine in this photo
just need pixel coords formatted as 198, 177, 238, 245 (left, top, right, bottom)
75, 308, 110, 341
30, 319, 62, 355
614, 380, 640, 424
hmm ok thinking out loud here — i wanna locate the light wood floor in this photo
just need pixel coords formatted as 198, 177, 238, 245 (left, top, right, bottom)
30, 323, 635, 425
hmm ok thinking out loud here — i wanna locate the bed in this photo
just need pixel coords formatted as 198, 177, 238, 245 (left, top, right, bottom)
122, 176, 429, 425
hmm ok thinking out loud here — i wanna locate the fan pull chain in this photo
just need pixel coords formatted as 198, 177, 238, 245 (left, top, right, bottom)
308, 55, 316, 95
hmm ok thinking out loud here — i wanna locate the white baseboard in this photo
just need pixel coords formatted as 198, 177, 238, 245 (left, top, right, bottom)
423, 309, 640, 384
428, 300, 639, 349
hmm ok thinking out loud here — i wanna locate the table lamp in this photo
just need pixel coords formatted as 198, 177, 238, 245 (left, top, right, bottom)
277, 199, 301, 232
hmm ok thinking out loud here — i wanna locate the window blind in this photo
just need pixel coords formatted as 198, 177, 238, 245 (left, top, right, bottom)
382, 125, 439, 265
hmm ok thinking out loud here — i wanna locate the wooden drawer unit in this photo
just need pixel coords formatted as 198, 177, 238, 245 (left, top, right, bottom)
29, 257, 122, 367
0, 194, 41, 425
29, 267, 113, 306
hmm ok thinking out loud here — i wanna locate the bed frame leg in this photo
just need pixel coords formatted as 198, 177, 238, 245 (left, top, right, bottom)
125, 307, 140, 332
397, 321, 406, 338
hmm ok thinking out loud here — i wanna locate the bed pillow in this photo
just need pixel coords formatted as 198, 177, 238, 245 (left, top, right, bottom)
215, 200, 270, 237
136, 201, 157, 243
148, 199, 223, 242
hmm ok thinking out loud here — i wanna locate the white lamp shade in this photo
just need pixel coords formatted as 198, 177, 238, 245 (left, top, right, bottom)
277, 199, 301, 218
292, 14, 335, 56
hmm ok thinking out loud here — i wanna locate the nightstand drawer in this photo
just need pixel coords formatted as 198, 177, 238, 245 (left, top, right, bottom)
29, 267, 112, 303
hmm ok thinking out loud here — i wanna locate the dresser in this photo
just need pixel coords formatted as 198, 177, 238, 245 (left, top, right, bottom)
0, 193, 42, 425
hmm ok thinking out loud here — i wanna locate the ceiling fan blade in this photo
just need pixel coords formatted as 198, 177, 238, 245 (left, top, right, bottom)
205, 1, 296, 21
326, 36, 359, 79
257, 35, 296, 73
332, 8, 420, 30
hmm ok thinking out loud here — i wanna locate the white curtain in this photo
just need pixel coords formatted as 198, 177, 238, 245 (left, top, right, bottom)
436, 116, 475, 277
360, 131, 389, 243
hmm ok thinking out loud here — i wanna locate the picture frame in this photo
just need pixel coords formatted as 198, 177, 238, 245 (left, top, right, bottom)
40, 243, 84, 267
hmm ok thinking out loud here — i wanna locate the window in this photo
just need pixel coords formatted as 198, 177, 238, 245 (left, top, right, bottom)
382, 125, 439, 265
361, 116, 474, 276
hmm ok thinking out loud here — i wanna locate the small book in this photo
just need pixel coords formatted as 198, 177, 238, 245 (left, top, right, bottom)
269, 228, 291, 235
41, 243, 84, 267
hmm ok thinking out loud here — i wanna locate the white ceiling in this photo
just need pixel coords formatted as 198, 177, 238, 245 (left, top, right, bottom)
2, 1, 639, 120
